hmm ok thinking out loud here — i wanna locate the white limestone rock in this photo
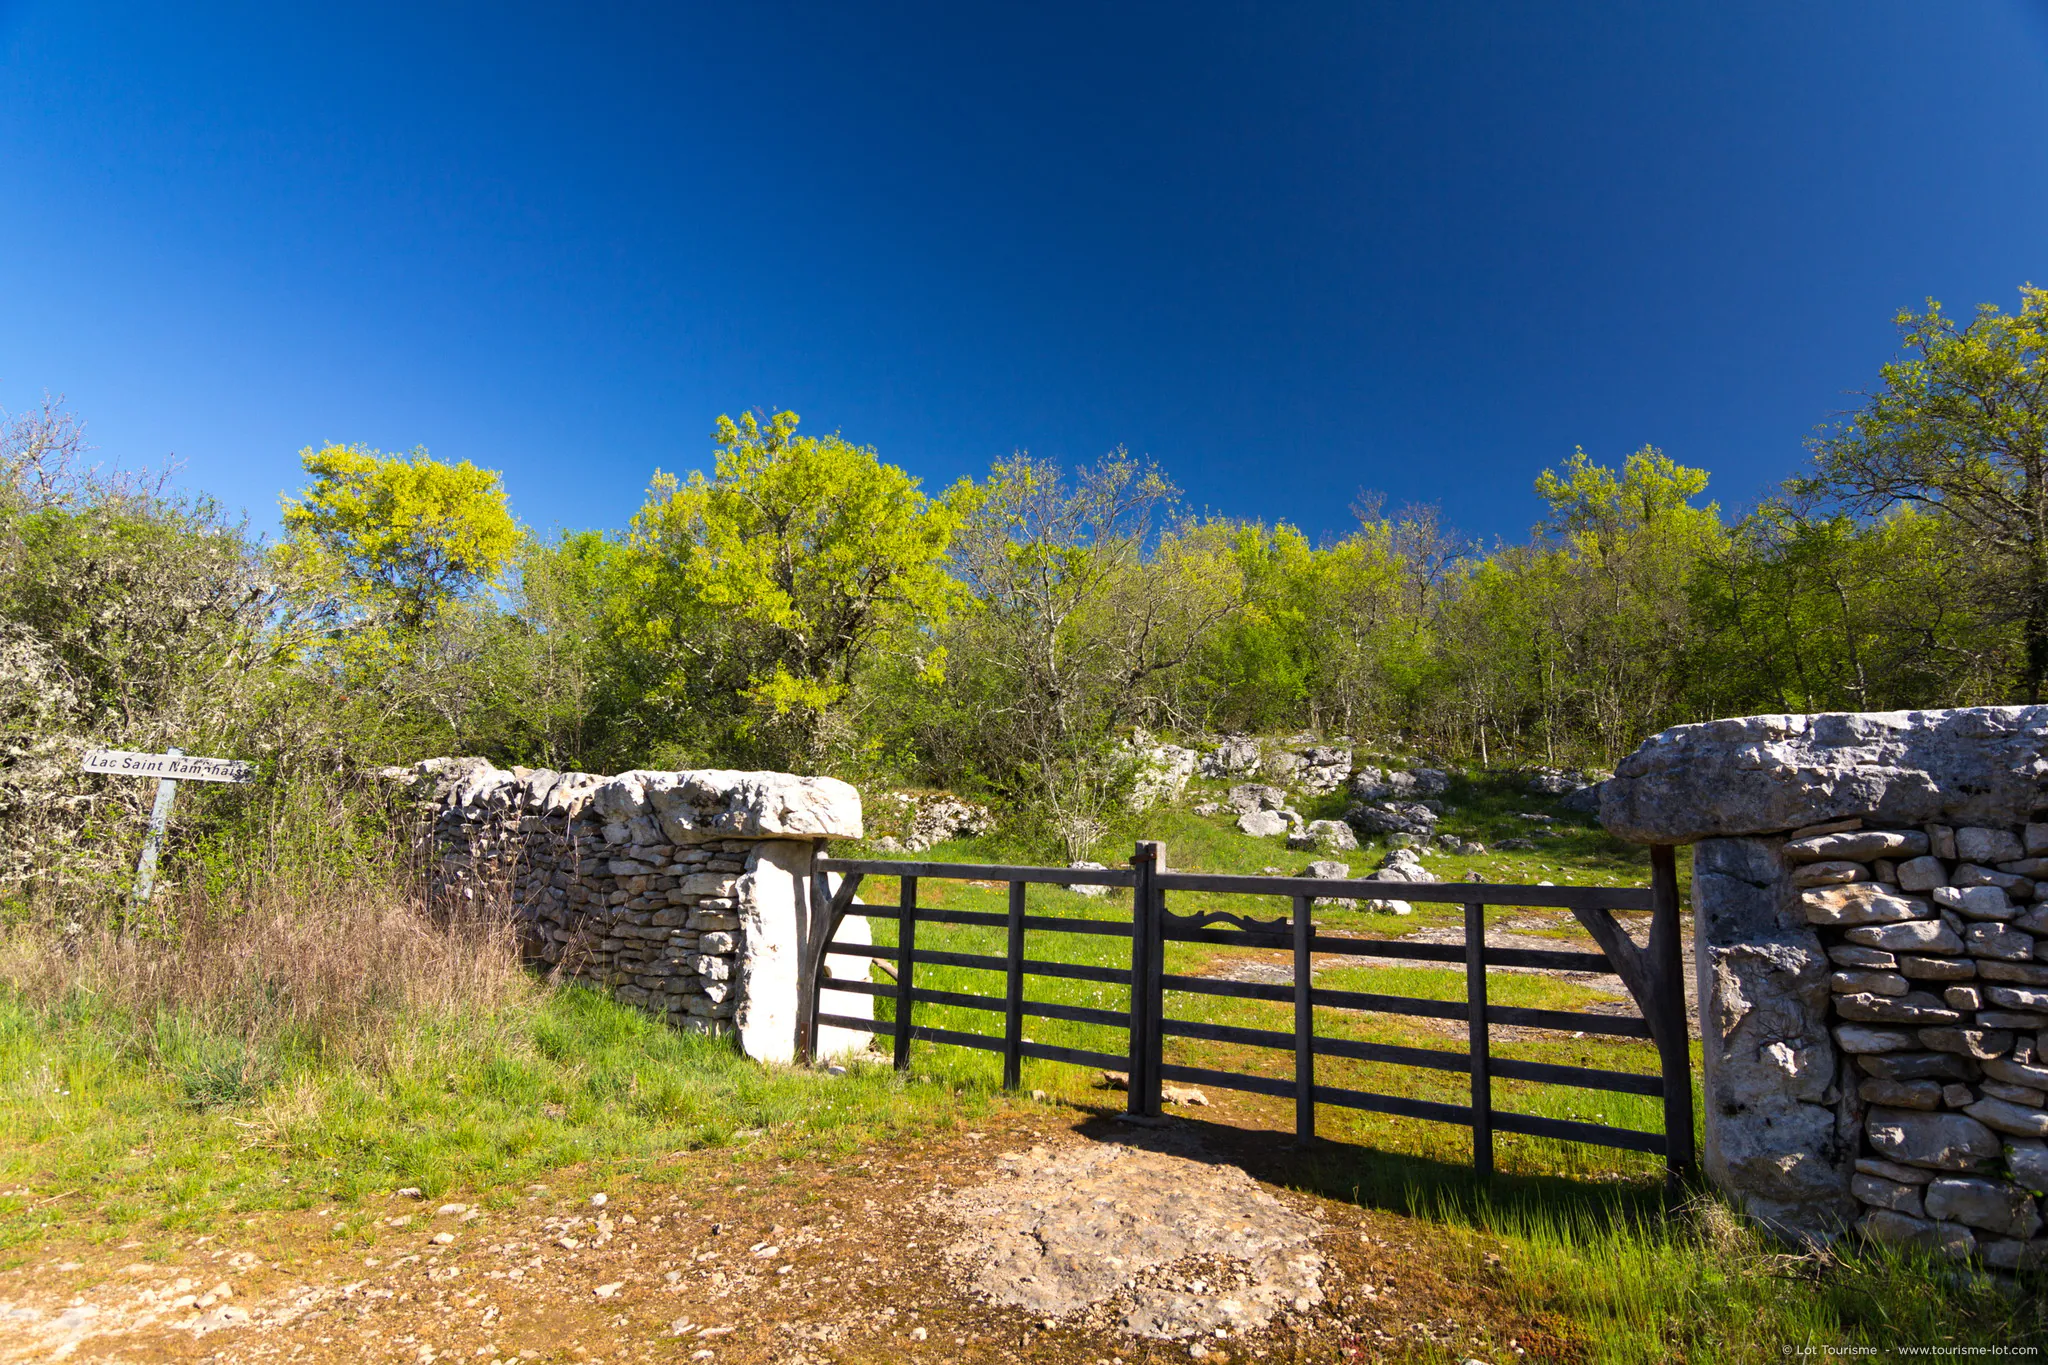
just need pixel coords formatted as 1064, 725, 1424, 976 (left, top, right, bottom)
1922, 1177, 2044, 1239
1865, 1107, 2003, 1170
1601, 706, 2048, 844
1800, 884, 1929, 927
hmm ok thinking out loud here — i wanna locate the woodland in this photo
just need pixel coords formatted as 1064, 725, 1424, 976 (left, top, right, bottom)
4, 288, 2046, 896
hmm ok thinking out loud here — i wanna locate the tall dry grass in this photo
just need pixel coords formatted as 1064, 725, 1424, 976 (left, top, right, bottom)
0, 862, 537, 1079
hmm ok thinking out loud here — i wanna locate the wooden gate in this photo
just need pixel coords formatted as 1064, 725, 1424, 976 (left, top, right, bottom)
799, 842, 1694, 1184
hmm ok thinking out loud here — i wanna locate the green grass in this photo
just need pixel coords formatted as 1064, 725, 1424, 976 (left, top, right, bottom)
0, 981, 982, 1251
0, 767, 2037, 1358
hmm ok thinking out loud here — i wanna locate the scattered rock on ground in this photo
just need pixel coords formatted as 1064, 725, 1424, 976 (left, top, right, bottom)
1287, 819, 1358, 852
1344, 801, 1438, 837
1200, 736, 1263, 778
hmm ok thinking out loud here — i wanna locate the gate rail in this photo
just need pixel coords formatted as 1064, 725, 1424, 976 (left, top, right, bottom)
799, 842, 1694, 1184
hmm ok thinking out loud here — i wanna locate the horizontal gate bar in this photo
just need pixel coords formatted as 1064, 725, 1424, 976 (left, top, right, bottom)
1150, 1024, 1660, 1096
1487, 1005, 1652, 1038
1490, 1109, 1666, 1154
909, 1021, 1007, 1053
1162, 1017, 1290, 1050
1163, 926, 1291, 949
820, 857, 1136, 887
893, 985, 1128, 1030
1490, 1057, 1663, 1096
1309, 935, 1613, 973
1160, 1062, 1296, 1100
1149, 928, 1614, 974
1310, 986, 1470, 1021
1311, 1083, 1474, 1126
846, 904, 1135, 938
1313, 1036, 1469, 1072
817, 1011, 890, 1036
1019, 1040, 1130, 1070
1153, 871, 1653, 910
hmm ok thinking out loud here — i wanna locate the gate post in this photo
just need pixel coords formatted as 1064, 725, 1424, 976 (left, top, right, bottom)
1128, 840, 1165, 1118
1649, 844, 1696, 1188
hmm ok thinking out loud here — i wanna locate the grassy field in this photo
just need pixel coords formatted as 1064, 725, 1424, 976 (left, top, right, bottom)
0, 768, 2040, 1360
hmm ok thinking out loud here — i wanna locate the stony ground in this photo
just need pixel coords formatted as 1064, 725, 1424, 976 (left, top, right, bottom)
0, 1102, 1571, 1365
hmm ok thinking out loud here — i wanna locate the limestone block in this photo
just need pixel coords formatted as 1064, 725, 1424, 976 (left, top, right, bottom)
1829, 970, 1908, 996
1829, 946, 1898, 969
1800, 884, 1929, 927
1920, 1028, 2014, 1060
1835, 993, 1960, 1025
1922, 1177, 2044, 1238
1987, 985, 2048, 1013
1983, 1237, 2048, 1270
1865, 1107, 2002, 1170
1846, 920, 1963, 954
1851, 1173, 1926, 1215
1933, 885, 2014, 920
1858, 1078, 1941, 1110
1237, 809, 1292, 839
1968, 924, 2036, 961
1856, 1209, 1976, 1259
1693, 838, 1849, 1238
639, 770, 862, 842
1834, 1025, 1914, 1053
1793, 860, 1869, 887
1602, 707, 2048, 844
1898, 953, 1975, 980
1983, 1056, 2048, 1089
2006, 1138, 2048, 1193
1895, 856, 1947, 892
1856, 1156, 1934, 1184
1958, 827, 2027, 865
1964, 1097, 2048, 1137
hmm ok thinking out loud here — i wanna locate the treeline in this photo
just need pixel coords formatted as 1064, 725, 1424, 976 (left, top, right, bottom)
4, 289, 2044, 880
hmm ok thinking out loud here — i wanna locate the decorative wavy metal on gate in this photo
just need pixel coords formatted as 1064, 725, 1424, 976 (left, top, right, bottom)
1158, 906, 1293, 934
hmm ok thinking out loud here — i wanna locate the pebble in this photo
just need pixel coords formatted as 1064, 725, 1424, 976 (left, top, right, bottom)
591, 1193, 608, 1207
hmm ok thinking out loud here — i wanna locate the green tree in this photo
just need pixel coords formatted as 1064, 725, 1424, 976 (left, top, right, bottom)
281, 443, 520, 631
1800, 287, 2048, 698
623, 410, 960, 767
935, 451, 1235, 857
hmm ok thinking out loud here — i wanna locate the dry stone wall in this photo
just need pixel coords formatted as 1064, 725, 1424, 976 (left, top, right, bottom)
1604, 707, 2048, 1266
394, 758, 868, 1064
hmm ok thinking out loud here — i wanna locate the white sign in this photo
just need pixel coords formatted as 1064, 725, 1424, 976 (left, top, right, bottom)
82, 749, 254, 784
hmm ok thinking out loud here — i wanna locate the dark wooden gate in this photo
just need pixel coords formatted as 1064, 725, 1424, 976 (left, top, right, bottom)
799, 842, 1694, 1184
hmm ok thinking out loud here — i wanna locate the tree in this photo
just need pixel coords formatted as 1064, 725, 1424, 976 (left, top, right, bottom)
1799, 286, 2048, 698
623, 410, 960, 766
937, 451, 1236, 857
281, 443, 520, 631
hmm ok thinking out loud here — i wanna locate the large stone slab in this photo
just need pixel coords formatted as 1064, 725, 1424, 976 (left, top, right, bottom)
1601, 707, 2048, 845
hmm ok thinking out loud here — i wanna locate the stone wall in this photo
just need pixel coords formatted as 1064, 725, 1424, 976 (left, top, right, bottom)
393, 758, 870, 1064
1603, 708, 2048, 1267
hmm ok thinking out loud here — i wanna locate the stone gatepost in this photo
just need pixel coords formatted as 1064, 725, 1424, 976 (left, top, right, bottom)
395, 759, 872, 1065
1602, 707, 2048, 1267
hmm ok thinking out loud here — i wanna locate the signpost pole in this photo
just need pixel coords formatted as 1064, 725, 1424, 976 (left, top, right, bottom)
130, 747, 184, 912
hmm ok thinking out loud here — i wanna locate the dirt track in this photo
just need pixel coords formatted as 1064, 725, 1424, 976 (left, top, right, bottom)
0, 1105, 1564, 1365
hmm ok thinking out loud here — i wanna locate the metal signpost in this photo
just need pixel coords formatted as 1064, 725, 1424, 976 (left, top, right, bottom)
81, 748, 255, 906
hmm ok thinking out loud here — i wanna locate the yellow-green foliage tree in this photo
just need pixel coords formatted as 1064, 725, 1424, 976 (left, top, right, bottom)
1800, 287, 2048, 698
622, 410, 961, 766
282, 443, 520, 630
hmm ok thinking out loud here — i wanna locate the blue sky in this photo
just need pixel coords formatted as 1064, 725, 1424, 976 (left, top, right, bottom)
3, 2, 2046, 546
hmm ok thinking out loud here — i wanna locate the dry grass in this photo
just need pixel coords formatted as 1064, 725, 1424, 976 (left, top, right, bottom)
0, 865, 531, 1079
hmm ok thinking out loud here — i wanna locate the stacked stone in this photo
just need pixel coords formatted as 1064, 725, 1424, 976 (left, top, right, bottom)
395, 757, 866, 1058
520, 827, 752, 1027
1793, 817, 2048, 1268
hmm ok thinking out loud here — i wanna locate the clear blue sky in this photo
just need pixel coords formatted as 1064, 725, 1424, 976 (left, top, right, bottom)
3, 2, 2046, 545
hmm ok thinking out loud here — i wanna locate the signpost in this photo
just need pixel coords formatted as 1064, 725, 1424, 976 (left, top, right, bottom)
81, 747, 254, 907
